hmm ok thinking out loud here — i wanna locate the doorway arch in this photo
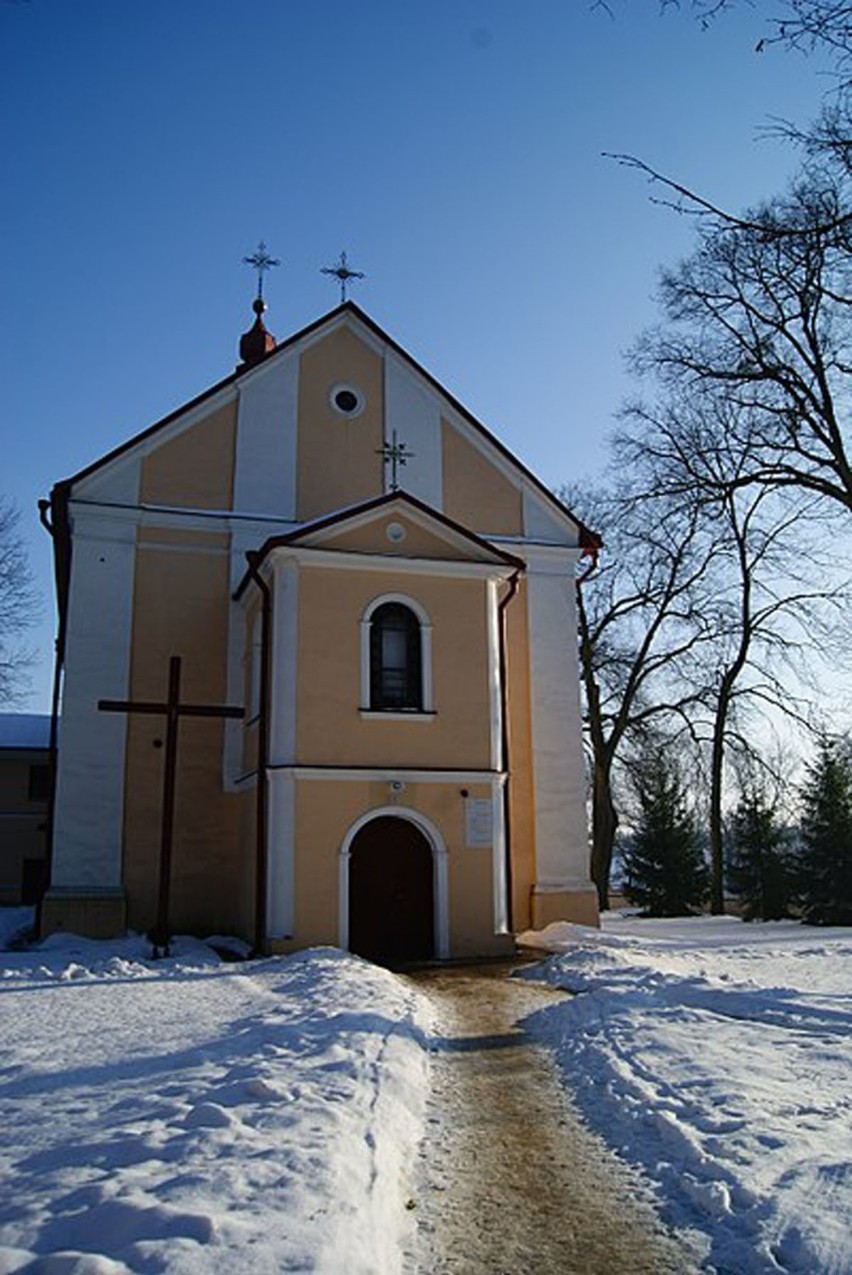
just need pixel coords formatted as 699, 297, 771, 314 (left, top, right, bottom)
340, 807, 449, 964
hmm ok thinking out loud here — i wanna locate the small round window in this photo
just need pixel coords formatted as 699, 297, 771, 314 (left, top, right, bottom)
329, 383, 365, 418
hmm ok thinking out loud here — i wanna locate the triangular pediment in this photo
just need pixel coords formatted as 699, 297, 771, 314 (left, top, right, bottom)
241, 493, 524, 589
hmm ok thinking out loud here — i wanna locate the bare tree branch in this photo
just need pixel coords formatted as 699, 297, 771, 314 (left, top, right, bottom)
0, 496, 41, 706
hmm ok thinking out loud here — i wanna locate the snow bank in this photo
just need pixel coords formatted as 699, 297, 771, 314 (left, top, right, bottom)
0, 923, 431, 1274
519, 915, 852, 1275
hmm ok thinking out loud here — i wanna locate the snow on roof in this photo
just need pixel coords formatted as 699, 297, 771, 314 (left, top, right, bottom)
0, 713, 51, 750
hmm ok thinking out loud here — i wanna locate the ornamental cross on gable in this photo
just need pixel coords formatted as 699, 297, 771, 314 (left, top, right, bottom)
243, 241, 280, 300
376, 430, 415, 492
321, 250, 365, 303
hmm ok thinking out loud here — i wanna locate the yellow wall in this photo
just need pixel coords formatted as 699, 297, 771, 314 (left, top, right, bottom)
297, 327, 385, 520
441, 420, 523, 535
294, 566, 494, 770
282, 778, 509, 958
123, 534, 244, 935
312, 514, 484, 562
140, 399, 237, 510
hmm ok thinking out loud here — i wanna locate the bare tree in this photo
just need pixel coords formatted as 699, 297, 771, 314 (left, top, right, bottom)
602, 0, 852, 236
618, 1, 852, 76
569, 481, 718, 908
618, 389, 848, 911
0, 497, 39, 705
630, 170, 852, 519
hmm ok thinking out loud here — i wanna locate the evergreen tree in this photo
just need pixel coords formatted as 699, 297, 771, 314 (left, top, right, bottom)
800, 737, 852, 926
727, 786, 795, 921
621, 751, 709, 916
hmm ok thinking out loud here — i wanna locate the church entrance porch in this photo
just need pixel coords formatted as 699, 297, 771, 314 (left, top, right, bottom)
347, 815, 435, 966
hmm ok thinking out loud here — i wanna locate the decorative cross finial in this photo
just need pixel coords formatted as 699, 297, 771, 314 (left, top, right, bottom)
321, 249, 365, 303
376, 430, 414, 492
243, 240, 281, 301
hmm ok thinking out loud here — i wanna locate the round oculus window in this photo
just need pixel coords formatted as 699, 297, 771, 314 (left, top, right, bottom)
386, 521, 406, 543
329, 383, 365, 417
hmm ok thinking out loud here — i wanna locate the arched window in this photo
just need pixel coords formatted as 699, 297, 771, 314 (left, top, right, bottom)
369, 603, 422, 710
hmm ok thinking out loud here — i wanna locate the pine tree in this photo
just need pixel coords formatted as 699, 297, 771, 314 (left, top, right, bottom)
799, 737, 852, 926
621, 751, 709, 916
727, 786, 795, 921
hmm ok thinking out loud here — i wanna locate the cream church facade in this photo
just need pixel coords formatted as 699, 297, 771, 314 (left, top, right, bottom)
41, 301, 599, 961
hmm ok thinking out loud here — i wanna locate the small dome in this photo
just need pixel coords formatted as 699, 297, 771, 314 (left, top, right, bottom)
239, 297, 276, 367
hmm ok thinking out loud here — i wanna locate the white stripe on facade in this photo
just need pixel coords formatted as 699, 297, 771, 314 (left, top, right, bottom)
384, 351, 443, 507
266, 769, 295, 938
51, 510, 138, 890
233, 347, 299, 520
522, 545, 592, 891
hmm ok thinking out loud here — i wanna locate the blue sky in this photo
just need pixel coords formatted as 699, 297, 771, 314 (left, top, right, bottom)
1, 1, 834, 710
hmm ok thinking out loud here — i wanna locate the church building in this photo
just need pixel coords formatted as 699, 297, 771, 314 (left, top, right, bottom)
40, 285, 600, 961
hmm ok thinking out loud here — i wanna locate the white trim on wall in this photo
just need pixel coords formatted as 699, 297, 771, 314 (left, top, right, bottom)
51, 512, 138, 890
272, 547, 514, 580
266, 769, 295, 939
491, 782, 509, 934
233, 347, 299, 520
384, 351, 443, 506
284, 767, 505, 783
486, 579, 502, 773
522, 549, 592, 891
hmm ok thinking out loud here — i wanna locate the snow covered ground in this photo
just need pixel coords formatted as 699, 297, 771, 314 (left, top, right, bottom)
519, 915, 852, 1275
0, 910, 431, 1274
1, 908, 850, 1273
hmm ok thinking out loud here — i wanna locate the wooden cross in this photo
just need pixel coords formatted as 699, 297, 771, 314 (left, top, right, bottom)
99, 655, 244, 957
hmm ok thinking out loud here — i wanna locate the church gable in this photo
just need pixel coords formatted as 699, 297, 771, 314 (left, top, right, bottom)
248, 493, 523, 573
56, 303, 594, 552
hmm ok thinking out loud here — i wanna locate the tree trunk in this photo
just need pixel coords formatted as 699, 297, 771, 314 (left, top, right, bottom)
591, 760, 619, 912
709, 698, 727, 915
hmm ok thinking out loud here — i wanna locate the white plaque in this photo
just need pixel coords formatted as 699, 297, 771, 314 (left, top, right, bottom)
465, 798, 493, 847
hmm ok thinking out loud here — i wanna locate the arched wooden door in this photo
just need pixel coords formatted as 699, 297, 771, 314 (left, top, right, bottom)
348, 816, 435, 966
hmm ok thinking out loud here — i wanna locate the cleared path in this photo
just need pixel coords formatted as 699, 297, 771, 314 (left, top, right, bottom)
401, 962, 698, 1275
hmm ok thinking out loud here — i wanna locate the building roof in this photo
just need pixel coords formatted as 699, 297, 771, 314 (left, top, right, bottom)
0, 714, 51, 751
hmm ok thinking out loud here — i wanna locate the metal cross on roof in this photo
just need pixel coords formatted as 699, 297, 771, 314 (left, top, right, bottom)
376, 429, 414, 492
243, 240, 281, 300
321, 249, 365, 303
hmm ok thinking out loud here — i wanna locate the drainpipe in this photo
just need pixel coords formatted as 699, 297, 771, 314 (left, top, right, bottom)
497, 567, 522, 935
245, 551, 271, 956
576, 542, 600, 588
38, 489, 70, 930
